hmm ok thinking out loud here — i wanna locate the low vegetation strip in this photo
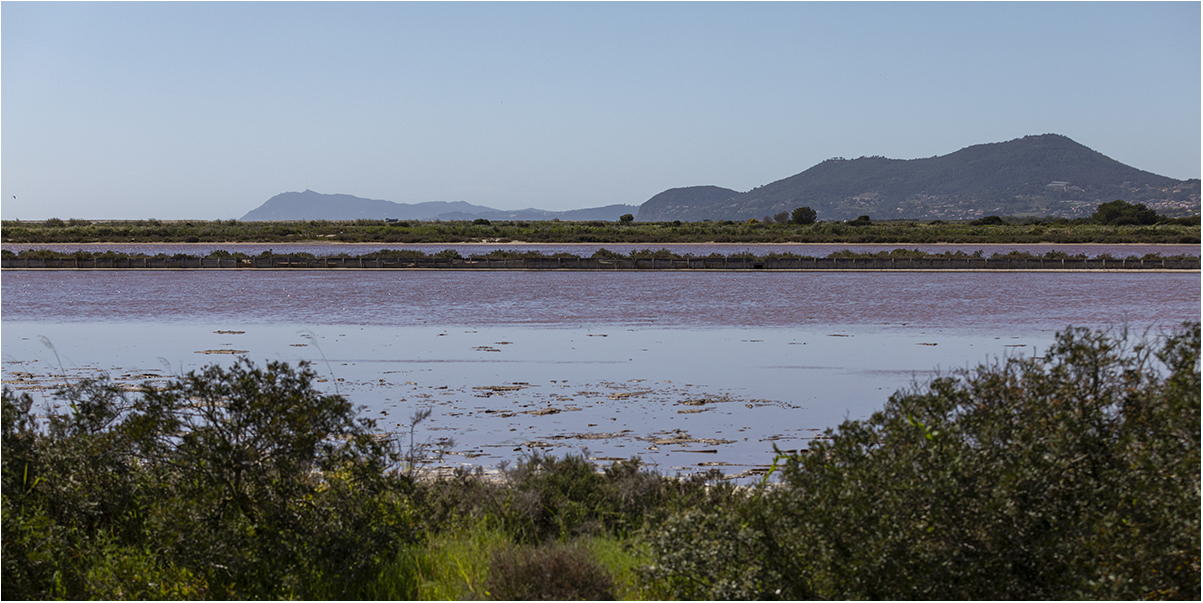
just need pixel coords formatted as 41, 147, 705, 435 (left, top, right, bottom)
3, 248, 1199, 271
3, 323, 1197, 599
2, 214, 1199, 245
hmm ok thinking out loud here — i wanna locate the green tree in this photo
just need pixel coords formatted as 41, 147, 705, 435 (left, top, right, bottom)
971, 215, 1006, 225
790, 206, 817, 225
619, 213, 635, 224
1091, 200, 1160, 225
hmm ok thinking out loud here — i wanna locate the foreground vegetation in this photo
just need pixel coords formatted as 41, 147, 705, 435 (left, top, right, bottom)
2, 215, 1199, 245
3, 323, 1198, 599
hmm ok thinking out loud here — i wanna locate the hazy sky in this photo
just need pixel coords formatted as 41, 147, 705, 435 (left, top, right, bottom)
2, 1, 1199, 220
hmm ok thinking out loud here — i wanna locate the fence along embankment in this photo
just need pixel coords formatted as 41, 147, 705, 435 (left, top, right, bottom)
3, 255, 1199, 271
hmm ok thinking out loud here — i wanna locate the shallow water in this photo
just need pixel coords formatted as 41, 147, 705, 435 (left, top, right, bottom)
3, 270, 1196, 328
3, 270, 1198, 479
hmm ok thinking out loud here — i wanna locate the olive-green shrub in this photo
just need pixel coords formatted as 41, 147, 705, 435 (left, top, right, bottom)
484, 542, 615, 600
645, 323, 1200, 600
2, 360, 419, 600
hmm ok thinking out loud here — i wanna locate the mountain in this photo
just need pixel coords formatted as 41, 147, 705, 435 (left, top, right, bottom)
241, 190, 637, 222
634, 134, 1200, 221
638, 186, 741, 221
430, 204, 638, 222
240, 191, 489, 221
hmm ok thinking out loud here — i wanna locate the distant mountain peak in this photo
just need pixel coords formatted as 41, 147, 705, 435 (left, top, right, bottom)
635, 134, 1198, 221
240, 190, 637, 222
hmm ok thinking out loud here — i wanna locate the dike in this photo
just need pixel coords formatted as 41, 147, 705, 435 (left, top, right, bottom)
3, 256, 1198, 271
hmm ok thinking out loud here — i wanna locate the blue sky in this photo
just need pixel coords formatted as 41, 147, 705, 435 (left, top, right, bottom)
2, 1, 1199, 220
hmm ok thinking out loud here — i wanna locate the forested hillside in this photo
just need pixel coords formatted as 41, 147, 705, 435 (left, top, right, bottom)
636, 134, 1200, 221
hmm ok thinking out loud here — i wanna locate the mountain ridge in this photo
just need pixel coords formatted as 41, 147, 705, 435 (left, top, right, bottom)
241, 135, 1198, 223
241, 190, 637, 222
636, 134, 1199, 221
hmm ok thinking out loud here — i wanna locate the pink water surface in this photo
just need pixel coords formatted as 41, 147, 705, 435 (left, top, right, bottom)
3, 270, 1197, 479
2, 270, 1197, 331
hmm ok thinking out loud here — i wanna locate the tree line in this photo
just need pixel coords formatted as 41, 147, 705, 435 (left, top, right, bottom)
1, 200, 1197, 245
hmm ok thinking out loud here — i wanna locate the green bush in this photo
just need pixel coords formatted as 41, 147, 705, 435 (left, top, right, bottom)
420, 453, 659, 544
642, 505, 786, 600
591, 247, 624, 259
2, 360, 420, 600
484, 543, 615, 600
416, 452, 734, 549
645, 322, 1201, 600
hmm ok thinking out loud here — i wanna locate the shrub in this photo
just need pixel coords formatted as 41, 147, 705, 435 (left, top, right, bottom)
591, 247, 624, 259
2, 360, 419, 600
369, 248, 429, 258
1043, 250, 1087, 260
15, 248, 66, 259
418, 453, 694, 545
991, 250, 1038, 260
492, 453, 631, 543
642, 505, 785, 600
645, 323, 1201, 600
484, 543, 615, 601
